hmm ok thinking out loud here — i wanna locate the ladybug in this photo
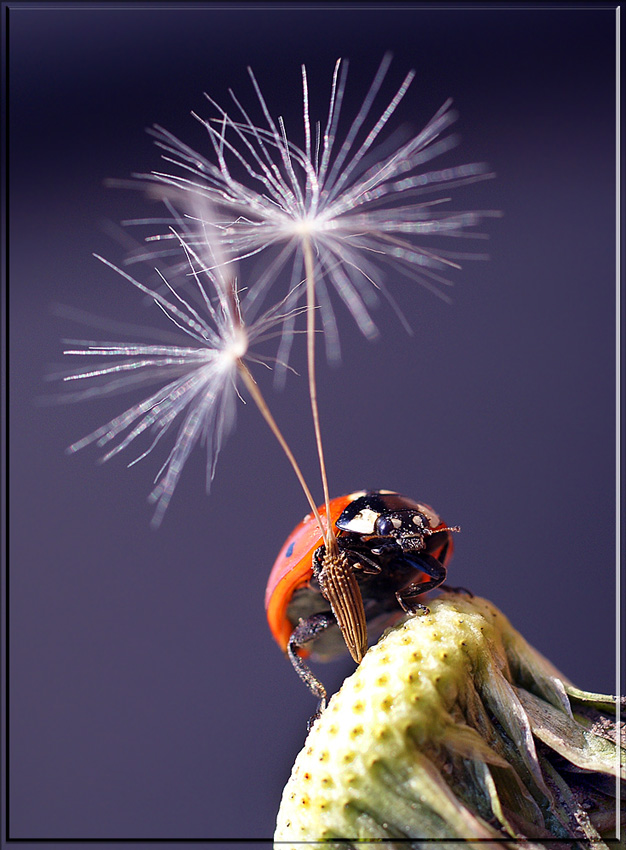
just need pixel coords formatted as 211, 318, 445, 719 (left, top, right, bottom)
265, 490, 459, 711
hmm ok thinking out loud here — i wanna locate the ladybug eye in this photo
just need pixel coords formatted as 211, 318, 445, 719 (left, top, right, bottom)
375, 517, 396, 536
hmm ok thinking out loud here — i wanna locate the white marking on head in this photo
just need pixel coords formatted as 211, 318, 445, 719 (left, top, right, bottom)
345, 508, 379, 534
417, 504, 441, 529
391, 517, 402, 529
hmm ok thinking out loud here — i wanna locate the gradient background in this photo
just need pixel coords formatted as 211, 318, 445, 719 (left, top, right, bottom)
7, 3, 618, 843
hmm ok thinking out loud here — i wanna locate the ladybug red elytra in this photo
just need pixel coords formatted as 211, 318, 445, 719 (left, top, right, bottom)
265, 490, 459, 710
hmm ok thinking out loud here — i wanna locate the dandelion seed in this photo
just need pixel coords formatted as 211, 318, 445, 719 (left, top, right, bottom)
63, 230, 309, 527
64, 57, 496, 534
126, 56, 497, 543
138, 54, 496, 361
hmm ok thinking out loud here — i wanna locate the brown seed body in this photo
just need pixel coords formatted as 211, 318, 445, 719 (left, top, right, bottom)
318, 547, 368, 663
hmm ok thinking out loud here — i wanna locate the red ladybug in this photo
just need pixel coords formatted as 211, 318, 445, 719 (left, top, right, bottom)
265, 490, 459, 710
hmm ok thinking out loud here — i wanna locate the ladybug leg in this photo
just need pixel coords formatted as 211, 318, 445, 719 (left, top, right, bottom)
396, 593, 429, 615
395, 552, 447, 615
314, 541, 378, 573
287, 612, 335, 721
369, 539, 402, 558
335, 537, 390, 574
341, 547, 383, 575
315, 541, 380, 580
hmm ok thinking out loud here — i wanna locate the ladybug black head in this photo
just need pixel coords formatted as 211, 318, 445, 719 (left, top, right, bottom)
374, 511, 428, 540
335, 491, 431, 549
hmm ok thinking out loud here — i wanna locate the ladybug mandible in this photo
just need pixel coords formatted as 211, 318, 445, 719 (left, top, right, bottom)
265, 490, 459, 711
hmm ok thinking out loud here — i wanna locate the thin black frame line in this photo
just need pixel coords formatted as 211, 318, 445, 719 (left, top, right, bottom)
3, 0, 11, 845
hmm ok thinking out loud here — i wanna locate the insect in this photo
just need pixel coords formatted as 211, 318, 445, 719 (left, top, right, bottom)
266, 490, 459, 711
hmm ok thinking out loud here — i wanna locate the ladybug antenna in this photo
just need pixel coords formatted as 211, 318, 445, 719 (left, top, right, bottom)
302, 237, 336, 552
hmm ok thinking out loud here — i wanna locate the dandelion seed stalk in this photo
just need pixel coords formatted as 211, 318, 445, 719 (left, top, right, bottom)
302, 234, 335, 552
236, 360, 323, 530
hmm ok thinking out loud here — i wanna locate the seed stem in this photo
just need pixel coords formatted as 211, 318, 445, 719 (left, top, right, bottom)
302, 235, 335, 553
236, 360, 323, 531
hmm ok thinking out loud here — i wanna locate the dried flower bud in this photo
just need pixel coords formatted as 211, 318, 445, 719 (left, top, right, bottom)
275, 594, 624, 848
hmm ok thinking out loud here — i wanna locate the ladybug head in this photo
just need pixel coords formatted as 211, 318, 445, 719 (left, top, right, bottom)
335, 492, 433, 551
373, 510, 430, 549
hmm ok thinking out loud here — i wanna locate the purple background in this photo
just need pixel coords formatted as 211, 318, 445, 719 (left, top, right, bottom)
8, 3, 617, 843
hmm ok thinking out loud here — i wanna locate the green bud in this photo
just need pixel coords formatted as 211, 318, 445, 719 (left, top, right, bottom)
275, 594, 624, 849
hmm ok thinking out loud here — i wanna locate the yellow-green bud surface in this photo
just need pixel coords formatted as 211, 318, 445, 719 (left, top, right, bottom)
275, 594, 624, 849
